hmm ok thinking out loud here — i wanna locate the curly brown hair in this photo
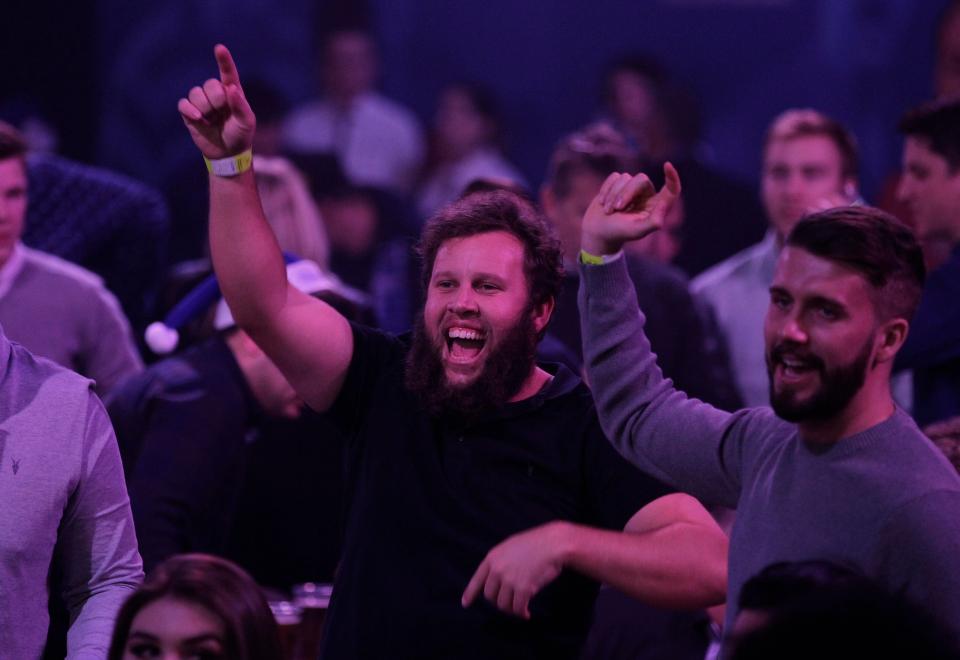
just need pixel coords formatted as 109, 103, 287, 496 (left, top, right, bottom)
416, 189, 564, 311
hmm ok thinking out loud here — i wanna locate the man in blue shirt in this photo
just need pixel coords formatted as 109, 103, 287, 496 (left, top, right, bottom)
895, 97, 960, 426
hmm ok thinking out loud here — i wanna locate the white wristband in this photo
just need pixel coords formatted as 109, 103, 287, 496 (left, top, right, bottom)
204, 149, 253, 177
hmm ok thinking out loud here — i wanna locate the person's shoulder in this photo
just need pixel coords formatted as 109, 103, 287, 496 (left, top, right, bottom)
3, 339, 96, 403
691, 238, 773, 295
19, 246, 109, 294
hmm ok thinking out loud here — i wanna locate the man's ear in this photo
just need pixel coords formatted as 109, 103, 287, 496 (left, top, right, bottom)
874, 317, 909, 364
530, 296, 555, 336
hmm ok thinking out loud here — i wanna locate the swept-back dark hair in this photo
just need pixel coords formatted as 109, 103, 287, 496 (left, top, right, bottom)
785, 206, 925, 322
739, 560, 866, 612
107, 554, 283, 660
898, 96, 960, 172
416, 190, 563, 310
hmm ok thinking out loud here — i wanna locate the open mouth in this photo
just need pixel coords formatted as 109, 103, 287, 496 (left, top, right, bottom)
775, 354, 821, 384
445, 326, 487, 363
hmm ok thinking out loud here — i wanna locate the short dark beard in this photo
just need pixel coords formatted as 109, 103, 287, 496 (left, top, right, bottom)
767, 339, 872, 423
404, 310, 539, 421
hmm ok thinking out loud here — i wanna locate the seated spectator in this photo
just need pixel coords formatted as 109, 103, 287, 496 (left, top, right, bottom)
541, 122, 741, 410
282, 26, 424, 194
0, 120, 142, 396
601, 54, 766, 275
894, 97, 960, 426
729, 561, 957, 659
417, 82, 526, 219
22, 150, 169, 337
110, 259, 362, 575
254, 155, 330, 269
108, 553, 283, 660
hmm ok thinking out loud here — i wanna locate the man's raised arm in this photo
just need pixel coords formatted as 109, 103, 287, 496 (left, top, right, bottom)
178, 45, 352, 411
577, 167, 752, 507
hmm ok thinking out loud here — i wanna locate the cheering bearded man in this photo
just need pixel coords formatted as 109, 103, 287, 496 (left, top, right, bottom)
176, 45, 728, 659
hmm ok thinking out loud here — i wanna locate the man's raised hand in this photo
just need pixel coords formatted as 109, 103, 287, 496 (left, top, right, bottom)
581, 163, 682, 257
178, 44, 256, 160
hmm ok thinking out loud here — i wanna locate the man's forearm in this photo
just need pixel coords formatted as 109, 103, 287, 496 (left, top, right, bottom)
579, 258, 745, 506
558, 520, 727, 609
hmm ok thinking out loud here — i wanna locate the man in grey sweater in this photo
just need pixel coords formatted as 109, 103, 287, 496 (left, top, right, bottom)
0, 324, 143, 657
577, 166, 960, 644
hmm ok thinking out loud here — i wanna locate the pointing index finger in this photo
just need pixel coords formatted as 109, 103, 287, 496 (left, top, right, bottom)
214, 44, 241, 87
462, 560, 489, 607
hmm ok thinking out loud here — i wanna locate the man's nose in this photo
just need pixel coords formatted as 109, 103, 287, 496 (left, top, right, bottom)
448, 287, 479, 315
895, 175, 912, 203
778, 313, 808, 344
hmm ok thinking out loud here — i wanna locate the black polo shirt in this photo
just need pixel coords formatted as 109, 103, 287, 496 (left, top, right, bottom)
321, 324, 670, 659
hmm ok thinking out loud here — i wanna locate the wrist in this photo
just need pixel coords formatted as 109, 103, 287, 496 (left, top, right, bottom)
204, 149, 253, 177
581, 232, 623, 259
550, 520, 580, 566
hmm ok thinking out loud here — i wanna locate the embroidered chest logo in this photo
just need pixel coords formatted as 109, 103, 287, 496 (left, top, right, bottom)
11, 458, 20, 475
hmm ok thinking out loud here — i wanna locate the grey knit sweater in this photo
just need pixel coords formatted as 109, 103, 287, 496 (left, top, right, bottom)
0, 327, 142, 658
579, 256, 960, 639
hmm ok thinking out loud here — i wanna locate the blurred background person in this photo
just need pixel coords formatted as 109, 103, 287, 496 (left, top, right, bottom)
416, 82, 526, 220
255, 155, 330, 269
0, 120, 142, 396
110, 259, 366, 584
317, 184, 418, 333
894, 98, 960, 427
282, 25, 424, 194
541, 122, 741, 410
728, 561, 958, 659
601, 54, 766, 276
108, 553, 283, 660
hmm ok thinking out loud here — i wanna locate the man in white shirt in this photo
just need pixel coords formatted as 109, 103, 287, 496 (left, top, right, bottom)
282, 28, 424, 194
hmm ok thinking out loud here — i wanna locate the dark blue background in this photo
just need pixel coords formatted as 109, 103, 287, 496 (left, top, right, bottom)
0, 0, 947, 201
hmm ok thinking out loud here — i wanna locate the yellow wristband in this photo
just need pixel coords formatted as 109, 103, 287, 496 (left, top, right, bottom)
204, 149, 253, 177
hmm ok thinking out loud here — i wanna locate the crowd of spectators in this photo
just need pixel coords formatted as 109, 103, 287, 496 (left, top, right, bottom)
3, 6, 960, 659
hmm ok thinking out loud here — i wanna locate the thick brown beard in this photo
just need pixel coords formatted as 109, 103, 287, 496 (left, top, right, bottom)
404, 309, 539, 421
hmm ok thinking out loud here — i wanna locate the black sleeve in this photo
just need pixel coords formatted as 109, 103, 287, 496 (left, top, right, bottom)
581, 406, 673, 531
327, 322, 409, 437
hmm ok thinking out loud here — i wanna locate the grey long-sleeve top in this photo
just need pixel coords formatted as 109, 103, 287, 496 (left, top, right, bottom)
579, 255, 960, 640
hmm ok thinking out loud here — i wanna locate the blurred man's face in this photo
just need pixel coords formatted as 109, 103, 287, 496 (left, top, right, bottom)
0, 157, 27, 267
608, 70, 658, 131
762, 136, 849, 239
323, 31, 377, 102
542, 169, 605, 262
897, 137, 960, 247
435, 88, 494, 161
